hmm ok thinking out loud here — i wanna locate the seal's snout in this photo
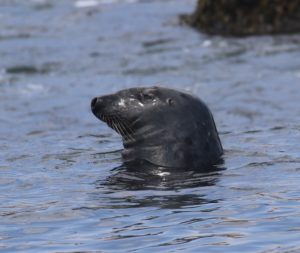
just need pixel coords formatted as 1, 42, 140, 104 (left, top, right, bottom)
91, 97, 98, 112
91, 97, 103, 114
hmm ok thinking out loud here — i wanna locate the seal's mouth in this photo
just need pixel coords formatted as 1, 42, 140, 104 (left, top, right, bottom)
91, 96, 134, 140
94, 113, 134, 140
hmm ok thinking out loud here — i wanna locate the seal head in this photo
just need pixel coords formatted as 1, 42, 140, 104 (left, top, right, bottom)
91, 86, 223, 170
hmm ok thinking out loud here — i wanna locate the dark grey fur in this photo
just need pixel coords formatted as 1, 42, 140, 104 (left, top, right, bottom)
91, 86, 223, 170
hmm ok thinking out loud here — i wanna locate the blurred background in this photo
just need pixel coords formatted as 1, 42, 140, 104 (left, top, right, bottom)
0, 0, 300, 252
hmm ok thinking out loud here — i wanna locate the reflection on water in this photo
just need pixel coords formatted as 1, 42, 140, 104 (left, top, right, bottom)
91, 161, 225, 209
105, 162, 223, 191
1, 0, 300, 252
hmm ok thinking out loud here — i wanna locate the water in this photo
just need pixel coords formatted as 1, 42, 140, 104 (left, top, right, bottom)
1, 0, 300, 252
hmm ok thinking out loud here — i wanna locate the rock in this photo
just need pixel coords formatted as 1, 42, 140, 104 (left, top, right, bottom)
182, 0, 300, 36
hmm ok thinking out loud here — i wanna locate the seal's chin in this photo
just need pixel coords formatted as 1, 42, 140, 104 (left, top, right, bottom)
95, 113, 134, 140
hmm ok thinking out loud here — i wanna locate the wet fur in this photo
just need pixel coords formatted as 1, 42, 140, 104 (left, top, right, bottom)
91, 86, 223, 170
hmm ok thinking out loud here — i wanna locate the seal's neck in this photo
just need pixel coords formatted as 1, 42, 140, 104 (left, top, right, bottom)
122, 122, 193, 168
121, 116, 223, 169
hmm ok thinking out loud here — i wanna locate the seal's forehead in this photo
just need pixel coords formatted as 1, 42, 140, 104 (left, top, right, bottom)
139, 86, 177, 98
141, 86, 176, 95
118, 86, 160, 96
117, 86, 192, 100
150, 87, 190, 98
137, 86, 159, 93
115, 88, 139, 97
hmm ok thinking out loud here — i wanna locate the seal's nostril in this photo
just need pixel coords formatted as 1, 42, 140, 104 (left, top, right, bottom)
91, 97, 98, 110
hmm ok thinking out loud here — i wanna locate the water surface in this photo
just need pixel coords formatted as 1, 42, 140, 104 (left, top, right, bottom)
1, 0, 300, 252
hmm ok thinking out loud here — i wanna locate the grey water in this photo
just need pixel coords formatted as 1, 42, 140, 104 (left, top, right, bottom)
0, 0, 300, 252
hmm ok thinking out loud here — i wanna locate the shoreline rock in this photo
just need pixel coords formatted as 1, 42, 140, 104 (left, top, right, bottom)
182, 0, 300, 36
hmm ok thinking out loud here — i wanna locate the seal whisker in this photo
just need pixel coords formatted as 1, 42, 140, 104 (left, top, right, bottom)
113, 122, 122, 136
123, 123, 135, 141
115, 119, 127, 137
109, 116, 129, 140
108, 116, 120, 134
97, 113, 126, 138
115, 117, 134, 141
115, 116, 135, 141
114, 118, 127, 137
107, 117, 115, 130
116, 117, 135, 138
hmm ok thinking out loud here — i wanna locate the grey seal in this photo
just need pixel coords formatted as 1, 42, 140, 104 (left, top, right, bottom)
91, 86, 223, 170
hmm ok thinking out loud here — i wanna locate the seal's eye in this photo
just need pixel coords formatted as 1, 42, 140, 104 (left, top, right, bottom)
166, 98, 174, 106
139, 92, 154, 101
